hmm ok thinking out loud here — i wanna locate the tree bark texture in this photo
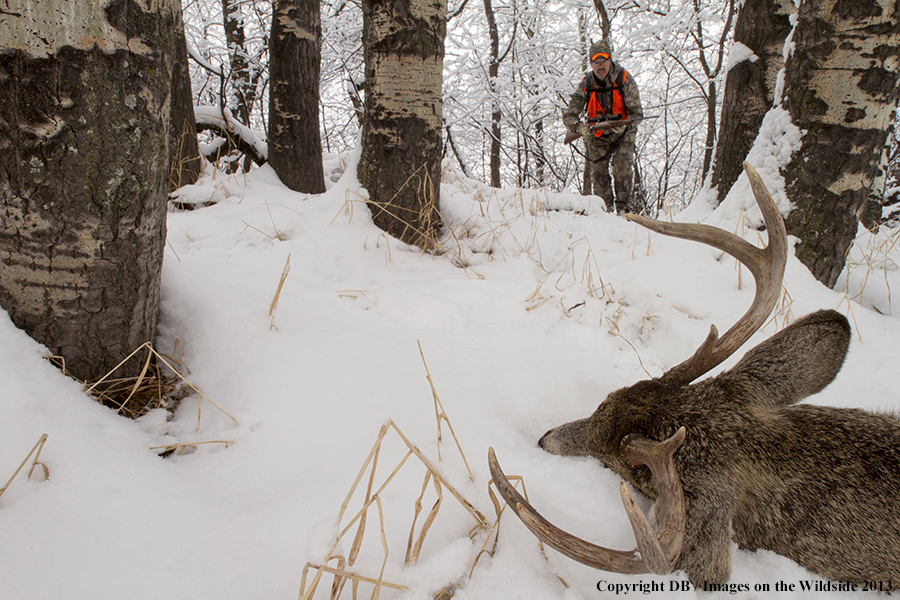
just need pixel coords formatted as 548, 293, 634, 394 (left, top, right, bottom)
712, 0, 794, 202
268, 0, 326, 194
358, 0, 446, 248
169, 7, 202, 190
782, 0, 900, 288
0, 0, 181, 381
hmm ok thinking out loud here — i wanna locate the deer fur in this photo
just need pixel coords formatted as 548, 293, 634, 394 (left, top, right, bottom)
539, 309, 900, 585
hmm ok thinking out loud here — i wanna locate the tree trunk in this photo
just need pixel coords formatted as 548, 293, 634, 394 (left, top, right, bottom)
712, 0, 794, 202
268, 0, 326, 194
691, 0, 736, 184
0, 0, 180, 382
170, 7, 202, 191
578, 10, 592, 196
484, 0, 502, 188
701, 79, 717, 180
358, 0, 446, 248
782, 0, 900, 288
221, 0, 255, 125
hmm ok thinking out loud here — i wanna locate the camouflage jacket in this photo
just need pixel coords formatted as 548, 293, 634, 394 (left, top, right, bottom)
563, 62, 643, 142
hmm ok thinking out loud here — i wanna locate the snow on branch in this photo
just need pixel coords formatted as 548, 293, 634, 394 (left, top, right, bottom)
194, 105, 268, 166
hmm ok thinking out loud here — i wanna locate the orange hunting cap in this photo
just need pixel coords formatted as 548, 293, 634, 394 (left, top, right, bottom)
590, 41, 612, 61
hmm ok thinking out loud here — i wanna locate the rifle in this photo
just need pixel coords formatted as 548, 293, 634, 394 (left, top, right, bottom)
564, 115, 657, 145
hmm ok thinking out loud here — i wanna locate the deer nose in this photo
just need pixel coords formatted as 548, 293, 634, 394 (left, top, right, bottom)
538, 429, 554, 449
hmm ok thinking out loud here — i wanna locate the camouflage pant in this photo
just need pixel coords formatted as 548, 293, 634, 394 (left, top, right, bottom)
586, 137, 635, 213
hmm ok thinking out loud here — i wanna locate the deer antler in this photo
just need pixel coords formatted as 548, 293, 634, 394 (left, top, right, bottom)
487, 427, 687, 575
625, 162, 787, 385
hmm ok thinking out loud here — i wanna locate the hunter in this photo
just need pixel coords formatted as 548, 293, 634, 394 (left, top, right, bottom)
563, 41, 643, 214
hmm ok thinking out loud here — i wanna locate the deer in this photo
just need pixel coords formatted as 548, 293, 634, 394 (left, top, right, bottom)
488, 163, 900, 587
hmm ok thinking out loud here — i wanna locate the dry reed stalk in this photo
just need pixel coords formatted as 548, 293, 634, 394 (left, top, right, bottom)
526, 237, 611, 312
472, 473, 534, 575
270, 254, 292, 330
631, 221, 650, 260
478, 474, 570, 588
331, 189, 366, 225
82, 342, 237, 428
417, 342, 474, 479
836, 293, 863, 343
266, 202, 289, 241
361, 164, 443, 253
299, 420, 488, 600
149, 440, 235, 456
84, 342, 171, 419
405, 470, 443, 565
605, 317, 653, 379
373, 495, 390, 600
348, 432, 383, 568
763, 287, 795, 333
299, 562, 408, 595
0, 434, 49, 502
167, 239, 183, 263
338, 290, 368, 300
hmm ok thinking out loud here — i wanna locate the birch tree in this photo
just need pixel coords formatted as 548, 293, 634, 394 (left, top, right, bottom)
782, 0, 900, 287
0, 0, 186, 381
358, 0, 446, 247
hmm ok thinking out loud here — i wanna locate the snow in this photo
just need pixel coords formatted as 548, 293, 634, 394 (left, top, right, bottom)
724, 42, 758, 73
3, 152, 900, 600
193, 105, 269, 160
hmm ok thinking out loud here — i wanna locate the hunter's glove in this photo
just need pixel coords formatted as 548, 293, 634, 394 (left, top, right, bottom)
577, 122, 592, 138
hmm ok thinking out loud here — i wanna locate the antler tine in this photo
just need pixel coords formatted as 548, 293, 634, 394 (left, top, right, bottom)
625, 162, 787, 384
488, 427, 686, 576
621, 427, 687, 570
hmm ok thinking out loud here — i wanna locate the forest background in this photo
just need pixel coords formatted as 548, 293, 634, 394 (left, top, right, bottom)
3, 1, 900, 599
184, 0, 899, 217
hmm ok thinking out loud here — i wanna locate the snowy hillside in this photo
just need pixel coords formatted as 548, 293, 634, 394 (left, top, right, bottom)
2, 153, 899, 600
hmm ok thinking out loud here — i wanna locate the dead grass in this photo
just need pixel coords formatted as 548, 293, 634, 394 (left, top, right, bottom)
297, 419, 488, 600
0, 434, 49, 504
47, 342, 235, 429
270, 253, 293, 330
299, 343, 572, 600
361, 163, 444, 253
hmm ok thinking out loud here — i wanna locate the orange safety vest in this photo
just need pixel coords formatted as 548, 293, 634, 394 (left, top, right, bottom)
585, 69, 628, 137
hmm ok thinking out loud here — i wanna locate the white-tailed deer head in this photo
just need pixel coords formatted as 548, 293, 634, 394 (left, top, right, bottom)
489, 163, 900, 585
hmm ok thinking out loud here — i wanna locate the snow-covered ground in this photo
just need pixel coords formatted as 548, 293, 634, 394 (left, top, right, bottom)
2, 152, 899, 600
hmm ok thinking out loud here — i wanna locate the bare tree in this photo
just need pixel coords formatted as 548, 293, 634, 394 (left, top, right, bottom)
268, 0, 326, 193
782, 0, 900, 287
685, 0, 736, 181
0, 0, 184, 381
221, 0, 259, 125
483, 0, 514, 187
358, 0, 446, 247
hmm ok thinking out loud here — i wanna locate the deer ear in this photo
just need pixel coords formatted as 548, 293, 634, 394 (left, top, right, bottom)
724, 310, 850, 408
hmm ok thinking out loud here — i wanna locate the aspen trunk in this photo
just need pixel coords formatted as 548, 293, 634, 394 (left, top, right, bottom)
782, 0, 900, 287
268, 0, 326, 194
0, 0, 181, 381
358, 0, 446, 248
